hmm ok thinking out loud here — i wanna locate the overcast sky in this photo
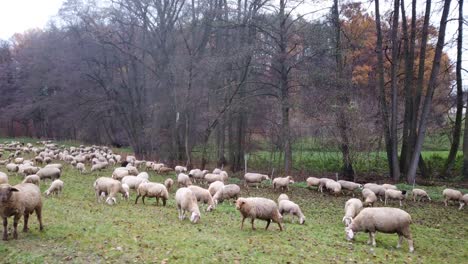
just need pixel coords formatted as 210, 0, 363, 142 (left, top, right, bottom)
0, 0, 466, 81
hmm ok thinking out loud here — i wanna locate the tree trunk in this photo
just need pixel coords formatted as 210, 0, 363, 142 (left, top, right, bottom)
407, 0, 452, 184
390, 0, 401, 181
445, 0, 463, 176
375, 0, 394, 178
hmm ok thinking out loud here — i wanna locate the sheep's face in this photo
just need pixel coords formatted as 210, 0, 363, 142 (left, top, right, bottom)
106, 197, 117, 205
299, 217, 305, 225
0, 185, 19, 202
235, 199, 245, 210
190, 212, 200, 223
342, 217, 352, 227
206, 205, 214, 212
345, 227, 354, 241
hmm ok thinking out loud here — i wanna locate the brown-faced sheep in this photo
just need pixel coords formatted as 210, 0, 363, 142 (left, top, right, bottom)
345, 207, 414, 252
235, 197, 283, 231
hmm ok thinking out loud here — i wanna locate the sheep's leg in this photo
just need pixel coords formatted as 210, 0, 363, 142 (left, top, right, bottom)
444, 198, 448, 206
251, 218, 256, 230
142, 196, 146, 205
13, 214, 20, 239
162, 198, 167, 206
384, 197, 387, 205
402, 230, 414, 253
399, 200, 403, 207
241, 217, 245, 230
23, 213, 29, 232
2, 217, 8, 241
367, 233, 372, 245
156, 197, 159, 206
265, 219, 271, 230
35, 207, 43, 231
370, 232, 376, 247
135, 195, 140, 204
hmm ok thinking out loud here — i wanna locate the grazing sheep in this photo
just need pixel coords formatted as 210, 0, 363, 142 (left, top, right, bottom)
363, 183, 386, 201
208, 181, 224, 196
325, 179, 342, 195
136, 172, 149, 180
14, 157, 24, 164
345, 207, 414, 253
0, 172, 8, 184
158, 166, 174, 174
44, 179, 64, 196
6, 163, 18, 173
235, 197, 283, 231
277, 194, 305, 224
22, 175, 40, 186
37, 167, 61, 181
272, 176, 294, 191
306, 177, 320, 190
164, 178, 174, 191
76, 163, 86, 174
175, 166, 187, 174
135, 182, 168, 206
459, 194, 468, 210
338, 180, 363, 197
175, 188, 201, 223
22, 166, 40, 176
188, 169, 208, 184
244, 173, 269, 188
45, 163, 63, 171
43, 157, 52, 164
0, 183, 43, 240
122, 176, 149, 190
112, 167, 130, 180
177, 173, 192, 187
125, 165, 139, 175
362, 188, 377, 207
412, 188, 431, 202
343, 198, 363, 226
213, 168, 222, 174
204, 173, 228, 184
212, 184, 241, 205
91, 162, 108, 172
318, 178, 331, 193
93, 177, 129, 205
188, 185, 215, 211
382, 184, 398, 190
384, 189, 407, 207
442, 188, 463, 206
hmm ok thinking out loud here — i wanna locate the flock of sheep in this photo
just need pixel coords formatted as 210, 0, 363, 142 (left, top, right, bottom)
0, 140, 467, 254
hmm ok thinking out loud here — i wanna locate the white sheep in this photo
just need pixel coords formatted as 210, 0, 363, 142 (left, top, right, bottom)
306, 177, 320, 190
122, 176, 149, 190
235, 197, 283, 231
272, 176, 294, 191
363, 183, 386, 201
188, 169, 208, 184
343, 198, 363, 226
384, 189, 407, 207
188, 185, 215, 212
175, 187, 201, 223
204, 173, 228, 184
277, 194, 305, 224
125, 165, 139, 175
411, 188, 431, 202
112, 167, 130, 180
244, 173, 269, 188
37, 167, 61, 181
325, 179, 341, 195
345, 207, 414, 252
442, 188, 463, 206
0, 172, 8, 184
212, 184, 241, 205
164, 178, 174, 192
362, 188, 377, 207
44, 179, 64, 196
6, 163, 18, 173
177, 173, 192, 187
76, 163, 86, 174
338, 180, 362, 196
213, 168, 222, 174
382, 184, 398, 190
459, 194, 468, 210
135, 182, 169, 206
318, 178, 331, 193
0, 183, 43, 240
22, 175, 40, 186
91, 162, 108, 172
93, 177, 129, 205
208, 181, 224, 196
175, 165, 187, 174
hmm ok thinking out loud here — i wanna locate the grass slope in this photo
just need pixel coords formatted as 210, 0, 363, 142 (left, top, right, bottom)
0, 161, 467, 263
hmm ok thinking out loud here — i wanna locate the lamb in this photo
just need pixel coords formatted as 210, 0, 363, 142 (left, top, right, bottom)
208, 181, 224, 196
44, 179, 64, 196
212, 184, 241, 205
363, 183, 386, 201
442, 188, 463, 206
177, 173, 192, 187
277, 194, 305, 224
325, 179, 342, 195
76, 163, 86, 174
122, 176, 149, 190
0, 183, 43, 240
338, 180, 362, 196
22, 175, 40, 186
175, 165, 187, 174
135, 182, 169, 206
272, 176, 294, 191
411, 188, 431, 202
175, 187, 201, 223
244, 173, 269, 188
342, 198, 363, 226
459, 194, 468, 210
164, 178, 174, 191
384, 189, 407, 207
37, 167, 61, 181
362, 188, 377, 207
306, 177, 320, 190
0, 172, 7, 184
93, 177, 129, 205
188, 185, 215, 211
345, 207, 414, 252
235, 197, 283, 231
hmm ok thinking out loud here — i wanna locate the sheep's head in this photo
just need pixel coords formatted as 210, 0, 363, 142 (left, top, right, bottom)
235, 198, 246, 210
342, 216, 352, 227
299, 217, 305, 225
402, 190, 407, 197
206, 205, 214, 212
345, 226, 354, 241
106, 197, 117, 205
190, 212, 200, 223
0, 184, 19, 202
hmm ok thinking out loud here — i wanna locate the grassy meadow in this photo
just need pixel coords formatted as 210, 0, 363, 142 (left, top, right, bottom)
0, 138, 467, 263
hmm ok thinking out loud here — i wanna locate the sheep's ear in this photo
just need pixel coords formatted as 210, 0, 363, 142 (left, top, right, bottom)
402, 190, 407, 195
10, 187, 19, 192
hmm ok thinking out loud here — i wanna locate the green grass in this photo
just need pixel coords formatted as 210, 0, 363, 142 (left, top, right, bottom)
0, 150, 467, 263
